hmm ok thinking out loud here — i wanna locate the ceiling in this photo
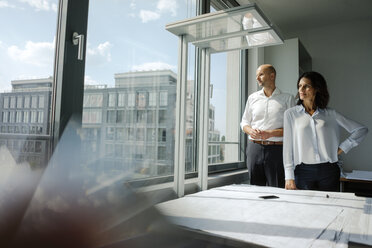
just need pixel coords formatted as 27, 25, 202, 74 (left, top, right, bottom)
236, 0, 372, 38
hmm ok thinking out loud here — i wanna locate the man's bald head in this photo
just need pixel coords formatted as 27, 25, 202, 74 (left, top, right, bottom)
259, 64, 276, 78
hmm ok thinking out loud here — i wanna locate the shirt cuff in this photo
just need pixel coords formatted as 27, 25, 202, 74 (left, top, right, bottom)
339, 139, 353, 154
284, 166, 295, 180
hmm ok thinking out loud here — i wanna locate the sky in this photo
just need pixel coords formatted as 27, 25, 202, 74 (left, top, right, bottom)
0, 0, 229, 136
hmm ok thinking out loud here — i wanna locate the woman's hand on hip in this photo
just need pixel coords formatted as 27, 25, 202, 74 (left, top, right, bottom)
285, 179, 297, 190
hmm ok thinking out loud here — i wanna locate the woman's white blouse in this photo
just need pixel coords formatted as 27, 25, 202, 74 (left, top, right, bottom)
283, 105, 368, 180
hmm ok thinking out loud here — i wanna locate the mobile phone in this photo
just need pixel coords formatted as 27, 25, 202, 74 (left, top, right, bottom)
259, 195, 279, 199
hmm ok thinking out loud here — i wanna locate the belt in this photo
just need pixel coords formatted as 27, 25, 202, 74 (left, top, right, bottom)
252, 140, 283, 145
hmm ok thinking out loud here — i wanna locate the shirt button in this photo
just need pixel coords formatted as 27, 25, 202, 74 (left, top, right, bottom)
316, 154, 320, 160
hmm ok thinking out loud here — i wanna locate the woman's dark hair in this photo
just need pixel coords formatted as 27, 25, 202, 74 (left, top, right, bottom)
296, 71, 329, 109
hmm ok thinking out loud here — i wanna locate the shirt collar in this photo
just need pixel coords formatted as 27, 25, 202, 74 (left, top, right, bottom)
296, 104, 325, 115
259, 87, 281, 97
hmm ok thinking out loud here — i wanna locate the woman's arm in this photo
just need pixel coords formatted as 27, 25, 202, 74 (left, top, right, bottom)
335, 111, 369, 154
283, 110, 297, 189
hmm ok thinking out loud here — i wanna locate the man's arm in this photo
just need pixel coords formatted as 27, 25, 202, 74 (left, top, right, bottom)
243, 125, 261, 139
259, 128, 283, 140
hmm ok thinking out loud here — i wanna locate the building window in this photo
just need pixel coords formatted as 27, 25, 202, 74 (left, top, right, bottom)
24, 96, 30, 108
146, 128, 156, 142
10, 97, 16, 108
136, 128, 145, 141
137, 110, 146, 124
38, 111, 44, 123
157, 146, 166, 160
117, 110, 125, 123
108, 93, 116, 107
137, 92, 146, 108
158, 128, 166, 142
159, 91, 168, 106
3, 97, 9, 109
16, 111, 22, 123
31, 96, 38, 108
23, 111, 29, 123
107, 110, 116, 123
2, 112, 8, 123
17, 96, 23, 108
82, 109, 102, 124
31, 111, 37, 123
128, 93, 135, 107
116, 128, 125, 140
149, 92, 157, 106
158, 110, 167, 125
38, 95, 45, 108
84, 94, 103, 107
118, 93, 125, 107
106, 127, 115, 140
9, 111, 15, 123
147, 110, 156, 124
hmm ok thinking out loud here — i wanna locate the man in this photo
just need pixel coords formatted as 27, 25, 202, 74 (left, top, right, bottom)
240, 64, 295, 188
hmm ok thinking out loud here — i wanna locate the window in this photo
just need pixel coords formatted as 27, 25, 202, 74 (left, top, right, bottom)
158, 128, 167, 142
38, 111, 44, 123
108, 93, 116, 107
146, 128, 156, 142
159, 91, 168, 106
137, 92, 146, 108
3, 97, 9, 109
149, 92, 156, 106
128, 93, 135, 107
82, 110, 102, 124
82, 0, 196, 182
31, 96, 38, 108
158, 110, 167, 125
16, 111, 22, 123
118, 93, 125, 107
208, 51, 244, 168
2, 112, 8, 123
117, 110, 125, 123
116, 128, 125, 140
84, 94, 103, 107
9, 112, 15, 123
31, 111, 37, 123
24, 96, 30, 108
107, 110, 116, 123
38, 95, 45, 108
10, 97, 16, 108
23, 111, 29, 123
137, 110, 146, 124
17, 96, 23, 108
106, 127, 115, 140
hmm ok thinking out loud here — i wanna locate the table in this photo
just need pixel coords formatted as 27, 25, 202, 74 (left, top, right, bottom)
156, 185, 372, 248
340, 170, 372, 197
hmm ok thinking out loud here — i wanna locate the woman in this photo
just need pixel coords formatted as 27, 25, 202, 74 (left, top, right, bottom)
283, 71, 368, 191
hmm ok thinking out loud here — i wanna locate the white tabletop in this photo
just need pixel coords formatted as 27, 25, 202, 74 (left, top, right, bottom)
156, 184, 372, 248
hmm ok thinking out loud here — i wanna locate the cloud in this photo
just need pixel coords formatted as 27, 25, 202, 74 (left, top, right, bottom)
0, 0, 16, 8
18, 0, 57, 12
86, 41, 112, 66
131, 61, 176, 71
138, 0, 178, 23
139, 10, 160, 23
157, 0, 178, 16
84, 75, 99, 85
7, 39, 55, 67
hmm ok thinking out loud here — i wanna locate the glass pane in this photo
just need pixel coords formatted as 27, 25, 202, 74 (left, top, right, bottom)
0, 0, 57, 169
209, 50, 242, 168
82, 0, 196, 183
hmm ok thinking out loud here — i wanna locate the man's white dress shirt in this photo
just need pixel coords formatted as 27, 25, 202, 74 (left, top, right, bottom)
283, 105, 369, 180
240, 88, 295, 142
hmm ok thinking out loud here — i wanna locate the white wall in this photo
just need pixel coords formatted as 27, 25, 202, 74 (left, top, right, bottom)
264, 38, 299, 97
287, 19, 372, 172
